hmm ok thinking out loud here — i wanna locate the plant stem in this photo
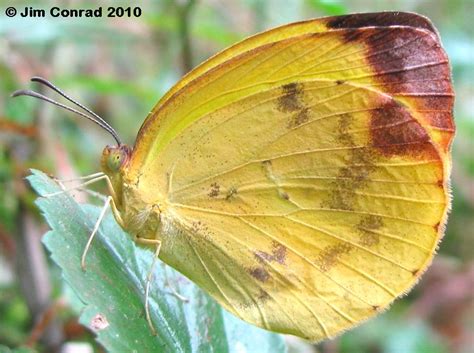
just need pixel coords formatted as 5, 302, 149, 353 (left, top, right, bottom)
176, 0, 197, 74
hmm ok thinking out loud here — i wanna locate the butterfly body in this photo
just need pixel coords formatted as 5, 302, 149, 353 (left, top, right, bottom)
98, 12, 454, 341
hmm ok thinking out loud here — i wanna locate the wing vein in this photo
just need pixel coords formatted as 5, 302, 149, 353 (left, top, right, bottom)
238, 217, 365, 323
170, 203, 435, 227
180, 217, 312, 334
287, 216, 414, 276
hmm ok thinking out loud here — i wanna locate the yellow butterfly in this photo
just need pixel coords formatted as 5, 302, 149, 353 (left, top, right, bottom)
15, 11, 454, 341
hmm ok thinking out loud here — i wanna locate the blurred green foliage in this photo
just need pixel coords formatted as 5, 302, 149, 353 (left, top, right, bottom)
0, 1, 472, 352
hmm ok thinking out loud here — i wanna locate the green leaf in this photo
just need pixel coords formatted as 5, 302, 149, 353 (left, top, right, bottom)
28, 170, 287, 353
305, 0, 346, 15
0, 345, 36, 353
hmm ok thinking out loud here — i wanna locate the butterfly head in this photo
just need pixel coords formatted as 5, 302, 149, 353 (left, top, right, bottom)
101, 144, 132, 212
101, 144, 132, 175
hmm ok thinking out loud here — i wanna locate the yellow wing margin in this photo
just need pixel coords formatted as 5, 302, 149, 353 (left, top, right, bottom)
124, 14, 454, 341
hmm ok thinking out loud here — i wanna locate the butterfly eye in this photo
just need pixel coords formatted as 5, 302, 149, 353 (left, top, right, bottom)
107, 151, 123, 172
100, 145, 131, 175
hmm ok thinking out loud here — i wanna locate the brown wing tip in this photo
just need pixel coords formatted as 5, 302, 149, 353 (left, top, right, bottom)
325, 12, 438, 38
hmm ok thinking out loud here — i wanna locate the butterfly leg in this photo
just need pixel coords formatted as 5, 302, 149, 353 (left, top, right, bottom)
44, 174, 111, 198
49, 171, 125, 270
53, 172, 105, 183
81, 195, 123, 270
47, 173, 120, 205
135, 237, 162, 336
78, 188, 108, 201
48, 172, 124, 227
163, 266, 189, 302
57, 176, 108, 201
59, 183, 108, 201
81, 195, 112, 270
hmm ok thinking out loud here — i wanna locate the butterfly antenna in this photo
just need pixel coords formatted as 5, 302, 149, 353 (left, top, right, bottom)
11, 77, 122, 146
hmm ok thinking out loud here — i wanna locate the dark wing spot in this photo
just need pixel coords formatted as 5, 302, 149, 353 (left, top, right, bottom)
248, 267, 270, 282
272, 242, 287, 264
335, 80, 345, 85
277, 82, 304, 113
317, 243, 353, 272
364, 28, 450, 96
357, 215, 384, 246
322, 113, 376, 211
359, 214, 383, 229
325, 184, 355, 211
361, 26, 454, 152
208, 182, 220, 197
279, 191, 290, 200
370, 100, 439, 160
255, 241, 287, 265
333, 25, 453, 153
257, 289, 270, 303
287, 108, 310, 128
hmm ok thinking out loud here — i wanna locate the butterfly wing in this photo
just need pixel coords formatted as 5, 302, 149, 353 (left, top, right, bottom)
148, 12, 439, 122
125, 13, 454, 340
135, 12, 452, 166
